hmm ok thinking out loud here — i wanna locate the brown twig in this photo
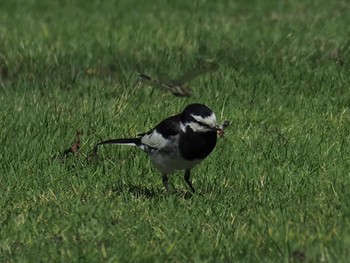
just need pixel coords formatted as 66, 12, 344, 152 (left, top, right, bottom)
61, 131, 82, 158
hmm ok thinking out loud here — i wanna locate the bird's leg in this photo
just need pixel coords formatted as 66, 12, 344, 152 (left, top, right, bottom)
162, 174, 170, 192
184, 169, 195, 193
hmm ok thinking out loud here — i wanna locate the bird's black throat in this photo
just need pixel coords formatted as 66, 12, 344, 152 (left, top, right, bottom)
179, 126, 217, 160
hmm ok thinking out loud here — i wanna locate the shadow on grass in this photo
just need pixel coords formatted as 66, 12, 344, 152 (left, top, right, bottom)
110, 180, 196, 199
111, 181, 160, 199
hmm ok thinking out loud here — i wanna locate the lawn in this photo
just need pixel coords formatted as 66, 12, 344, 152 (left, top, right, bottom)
1, 0, 350, 262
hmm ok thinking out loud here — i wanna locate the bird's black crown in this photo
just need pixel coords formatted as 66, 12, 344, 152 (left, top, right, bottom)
181, 103, 213, 119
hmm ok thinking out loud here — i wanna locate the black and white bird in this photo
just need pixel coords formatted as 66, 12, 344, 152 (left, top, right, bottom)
94, 103, 225, 193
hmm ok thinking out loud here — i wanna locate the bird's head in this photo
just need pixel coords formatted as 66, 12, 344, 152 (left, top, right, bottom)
181, 103, 224, 135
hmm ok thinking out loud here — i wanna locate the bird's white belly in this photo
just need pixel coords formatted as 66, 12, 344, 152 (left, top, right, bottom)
142, 133, 202, 174
149, 151, 202, 174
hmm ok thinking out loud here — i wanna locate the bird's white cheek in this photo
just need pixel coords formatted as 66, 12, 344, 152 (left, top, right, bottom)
191, 113, 217, 128
188, 122, 211, 132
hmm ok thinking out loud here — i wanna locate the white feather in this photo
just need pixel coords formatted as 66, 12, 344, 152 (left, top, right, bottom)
191, 113, 217, 127
141, 130, 169, 149
144, 134, 202, 174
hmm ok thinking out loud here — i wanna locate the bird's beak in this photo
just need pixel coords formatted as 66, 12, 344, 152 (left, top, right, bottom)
213, 125, 225, 137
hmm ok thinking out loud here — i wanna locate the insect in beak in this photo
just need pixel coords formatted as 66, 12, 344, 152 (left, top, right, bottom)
215, 120, 230, 138
212, 125, 224, 137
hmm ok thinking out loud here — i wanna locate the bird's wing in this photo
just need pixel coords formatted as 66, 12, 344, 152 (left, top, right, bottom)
173, 61, 219, 85
140, 114, 182, 149
137, 73, 163, 88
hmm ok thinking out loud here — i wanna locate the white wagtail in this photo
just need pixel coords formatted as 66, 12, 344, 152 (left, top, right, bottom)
93, 103, 226, 193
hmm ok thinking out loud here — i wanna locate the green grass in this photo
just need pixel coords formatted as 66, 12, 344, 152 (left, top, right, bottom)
1, 0, 350, 262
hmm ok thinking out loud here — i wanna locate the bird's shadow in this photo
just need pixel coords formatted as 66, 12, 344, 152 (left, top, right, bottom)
110, 181, 195, 199
111, 181, 160, 199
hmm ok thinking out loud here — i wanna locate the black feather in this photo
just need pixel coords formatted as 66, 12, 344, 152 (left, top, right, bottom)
97, 138, 141, 146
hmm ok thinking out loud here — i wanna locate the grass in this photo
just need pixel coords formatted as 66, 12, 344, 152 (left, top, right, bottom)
1, 0, 350, 262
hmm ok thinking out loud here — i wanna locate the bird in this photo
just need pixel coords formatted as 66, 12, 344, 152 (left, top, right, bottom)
93, 103, 225, 193
136, 73, 193, 97
136, 60, 219, 97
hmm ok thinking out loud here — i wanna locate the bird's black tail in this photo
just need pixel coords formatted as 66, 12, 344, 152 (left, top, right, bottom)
96, 138, 142, 147
90, 138, 142, 160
